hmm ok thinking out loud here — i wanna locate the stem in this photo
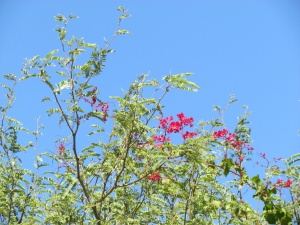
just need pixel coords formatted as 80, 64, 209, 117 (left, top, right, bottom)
131, 182, 152, 217
290, 189, 300, 224
72, 133, 101, 223
18, 186, 33, 224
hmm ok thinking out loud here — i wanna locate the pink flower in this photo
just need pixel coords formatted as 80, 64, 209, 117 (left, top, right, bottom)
147, 173, 161, 181
159, 114, 195, 133
238, 156, 244, 162
284, 179, 292, 188
182, 131, 197, 140
153, 135, 170, 143
91, 96, 97, 106
95, 102, 109, 121
177, 113, 194, 127
231, 140, 243, 151
213, 129, 254, 151
213, 129, 228, 139
58, 143, 65, 155
246, 144, 254, 151
226, 133, 236, 142
277, 179, 284, 184
58, 143, 65, 151
158, 116, 173, 129
167, 121, 182, 133
260, 152, 266, 158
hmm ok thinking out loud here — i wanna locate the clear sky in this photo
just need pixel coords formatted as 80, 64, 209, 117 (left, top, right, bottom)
0, 0, 299, 188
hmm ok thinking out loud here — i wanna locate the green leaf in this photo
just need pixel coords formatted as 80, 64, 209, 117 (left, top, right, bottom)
222, 158, 234, 177
163, 73, 199, 92
46, 49, 59, 59
51, 56, 64, 61
286, 153, 300, 166
54, 80, 70, 94
56, 71, 66, 77
117, 6, 125, 11
88, 129, 104, 136
62, 177, 77, 198
41, 97, 51, 102
251, 174, 261, 184
42, 78, 54, 91
0, 83, 10, 90
107, 49, 115, 53
59, 28, 67, 40
68, 14, 79, 19
6, 117, 22, 125
81, 43, 97, 48
251, 174, 266, 198
31, 55, 40, 61
263, 202, 274, 210
36, 155, 43, 162
70, 48, 85, 55
87, 111, 105, 121
88, 124, 105, 135
117, 30, 130, 35
54, 14, 67, 22
46, 108, 60, 116
4, 73, 16, 81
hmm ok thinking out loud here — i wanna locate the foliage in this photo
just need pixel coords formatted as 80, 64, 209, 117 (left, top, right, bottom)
0, 8, 299, 225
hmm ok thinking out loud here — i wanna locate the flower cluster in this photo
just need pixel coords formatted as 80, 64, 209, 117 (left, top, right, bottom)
177, 112, 194, 126
284, 179, 293, 188
273, 179, 293, 195
213, 128, 228, 139
91, 96, 97, 106
182, 131, 197, 140
58, 143, 65, 155
273, 179, 293, 188
238, 156, 244, 162
95, 102, 109, 121
83, 95, 110, 121
157, 113, 197, 140
213, 128, 254, 151
260, 152, 266, 159
153, 135, 170, 143
158, 116, 173, 130
147, 173, 161, 181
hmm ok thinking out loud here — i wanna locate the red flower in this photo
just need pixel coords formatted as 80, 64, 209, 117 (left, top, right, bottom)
213, 129, 228, 139
231, 140, 243, 151
154, 135, 170, 143
238, 156, 244, 162
159, 113, 195, 133
167, 121, 182, 133
177, 112, 194, 127
157, 113, 197, 141
91, 96, 97, 106
260, 152, 266, 158
214, 128, 254, 151
284, 179, 292, 188
246, 144, 254, 151
147, 173, 161, 181
277, 179, 284, 184
94, 102, 109, 121
182, 131, 197, 140
158, 116, 173, 129
58, 143, 65, 155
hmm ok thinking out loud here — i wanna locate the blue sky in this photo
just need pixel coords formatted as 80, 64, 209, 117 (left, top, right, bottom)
0, 0, 299, 192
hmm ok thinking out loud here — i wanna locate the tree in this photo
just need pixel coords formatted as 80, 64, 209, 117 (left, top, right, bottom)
0, 7, 299, 225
